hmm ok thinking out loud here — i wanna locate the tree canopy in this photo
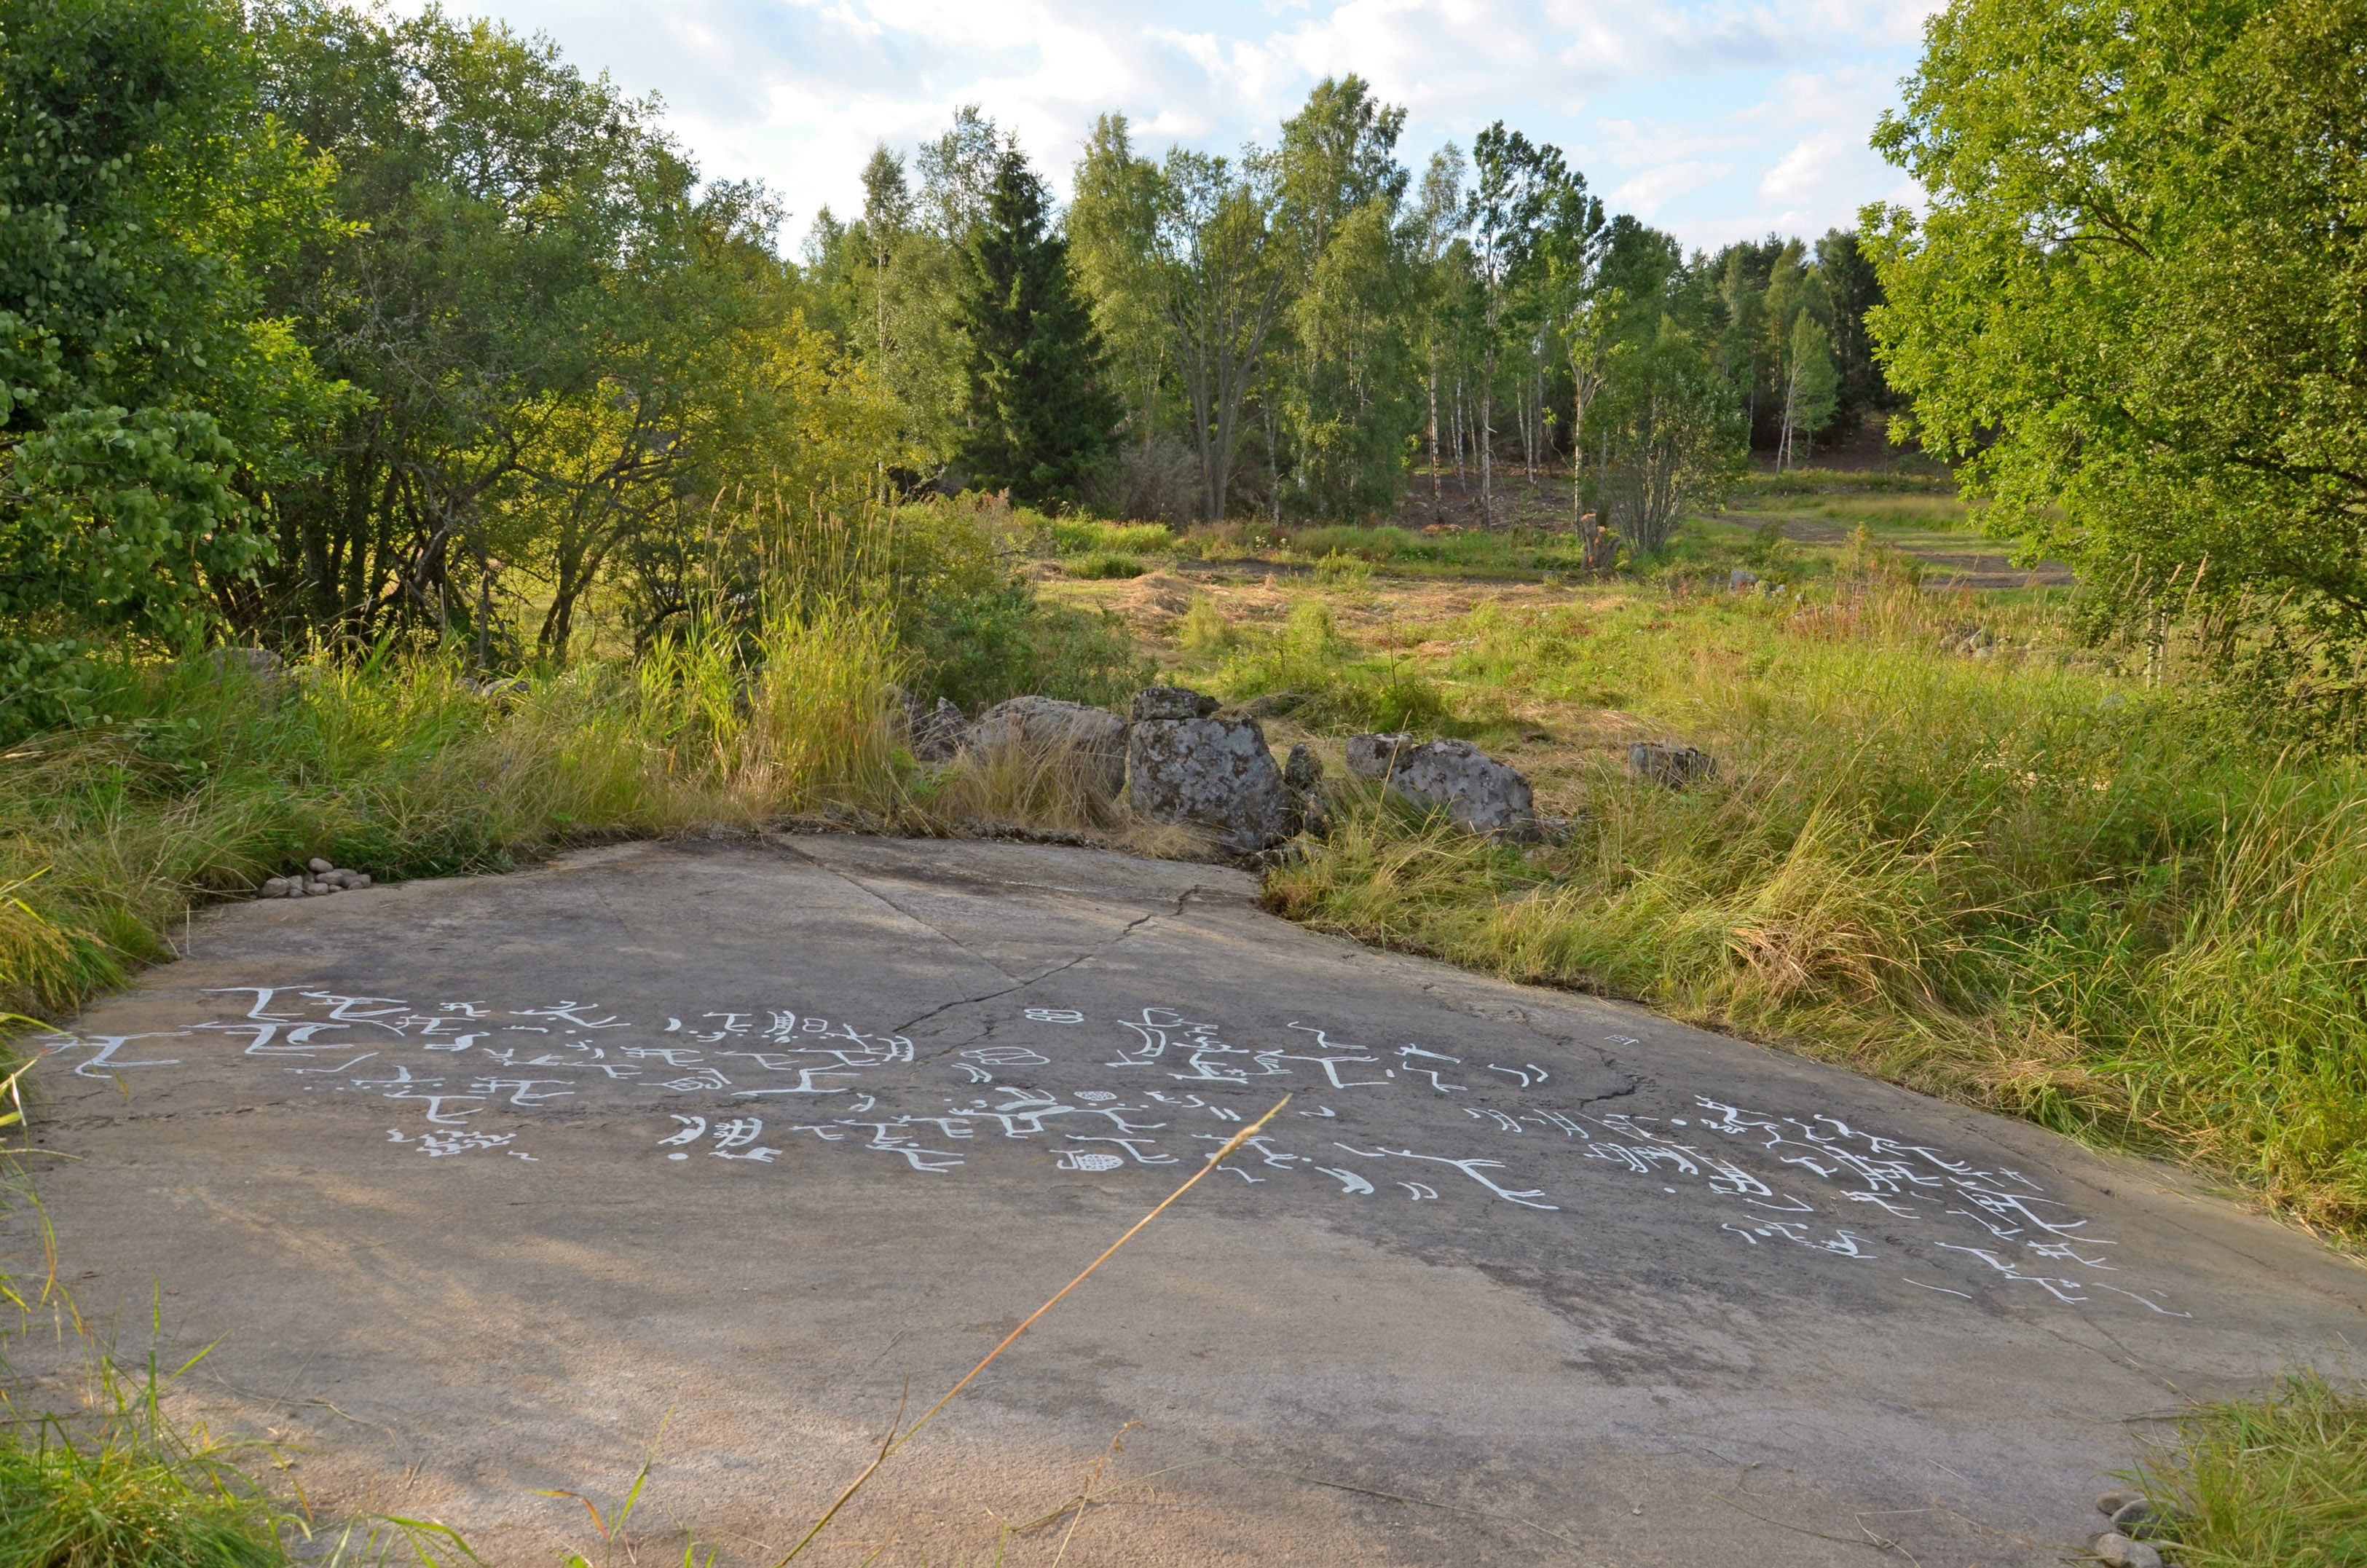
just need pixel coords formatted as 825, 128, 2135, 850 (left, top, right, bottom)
1868, 0, 2367, 620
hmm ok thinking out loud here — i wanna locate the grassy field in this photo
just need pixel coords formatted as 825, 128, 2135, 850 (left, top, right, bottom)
1046, 501, 2367, 1239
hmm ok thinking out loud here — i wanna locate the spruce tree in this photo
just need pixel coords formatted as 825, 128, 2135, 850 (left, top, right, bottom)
953, 143, 1119, 504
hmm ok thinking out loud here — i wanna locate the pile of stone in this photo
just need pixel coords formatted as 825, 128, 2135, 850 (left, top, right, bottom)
261, 858, 374, 898
902, 683, 1555, 856
2089, 1489, 2173, 1568
1344, 732, 1540, 840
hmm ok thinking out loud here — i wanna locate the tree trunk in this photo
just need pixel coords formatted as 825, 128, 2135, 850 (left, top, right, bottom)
1427, 359, 1442, 523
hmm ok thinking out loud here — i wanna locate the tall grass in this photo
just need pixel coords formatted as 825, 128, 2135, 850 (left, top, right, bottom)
0, 604, 923, 1022
2132, 1373, 2367, 1567
1269, 581, 2367, 1231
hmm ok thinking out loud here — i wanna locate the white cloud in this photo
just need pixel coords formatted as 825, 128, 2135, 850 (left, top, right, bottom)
390, 0, 1939, 245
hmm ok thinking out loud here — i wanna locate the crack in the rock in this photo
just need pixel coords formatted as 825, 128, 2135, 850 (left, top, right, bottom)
875, 886, 1194, 1042
773, 839, 1029, 985
1577, 1052, 1651, 1110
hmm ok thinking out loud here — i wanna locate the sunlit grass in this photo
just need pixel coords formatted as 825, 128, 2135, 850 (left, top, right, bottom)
1263, 577, 2367, 1232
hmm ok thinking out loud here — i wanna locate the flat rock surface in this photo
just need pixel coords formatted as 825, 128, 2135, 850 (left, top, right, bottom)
15, 837, 2362, 1567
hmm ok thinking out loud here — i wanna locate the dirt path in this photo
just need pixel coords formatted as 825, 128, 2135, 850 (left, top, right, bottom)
1734, 512, 2077, 589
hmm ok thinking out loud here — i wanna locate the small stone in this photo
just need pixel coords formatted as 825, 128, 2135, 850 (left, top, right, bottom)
1728, 567, 1760, 592
352, 872, 372, 889
261, 878, 288, 897
308, 857, 334, 875
2090, 1531, 2162, 1568
1283, 744, 1323, 792
1628, 742, 1717, 789
2095, 1492, 2142, 1517
2109, 1499, 2159, 1538
1130, 685, 1219, 722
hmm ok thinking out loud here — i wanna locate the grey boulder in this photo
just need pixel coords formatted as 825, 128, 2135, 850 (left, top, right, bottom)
1127, 688, 1293, 852
1131, 686, 1219, 722
965, 697, 1127, 801
1628, 741, 1717, 789
1345, 733, 1537, 839
910, 696, 967, 763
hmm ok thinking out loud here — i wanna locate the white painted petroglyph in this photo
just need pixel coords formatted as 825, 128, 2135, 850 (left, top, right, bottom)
31, 989, 2186, 1316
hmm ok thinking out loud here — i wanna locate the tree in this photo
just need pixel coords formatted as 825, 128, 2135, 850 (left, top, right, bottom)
1156, 149, 1289, 522
1272, 76, 1420, 521
1776, 315, 1840, 470
1537, 174, 1609, 519
1600, 318, 1748, 556
1067, 114, 1170, 450
1867, 0, 2367, 622
951, 142, 1119, 503
0, 0, 344, 730
1813, 229, 1892, 435
252, 0, 711, 653
1465, 124, 1562, 524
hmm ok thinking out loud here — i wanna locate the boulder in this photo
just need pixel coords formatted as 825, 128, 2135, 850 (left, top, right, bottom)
1127, 687, 1293, 851
1628, 742, 1717, 789
1131, 686, 1219, 722
1345, 733, 1537, 839
965, 696, 1127, 801
1283, 743, 1329, 837
911, 696, 966, 763
1729, 567, 1760, 592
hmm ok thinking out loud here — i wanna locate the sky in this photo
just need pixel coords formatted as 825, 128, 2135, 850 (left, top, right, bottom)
427, 0, 1940, 256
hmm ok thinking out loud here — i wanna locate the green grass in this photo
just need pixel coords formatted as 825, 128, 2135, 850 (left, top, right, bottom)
2131, 1373, 2367, 1567
1263, 578, 2367, 1233
0, 1411, 287, 1568
1049, 519, 1188, 559
1208, 602, 1452, 733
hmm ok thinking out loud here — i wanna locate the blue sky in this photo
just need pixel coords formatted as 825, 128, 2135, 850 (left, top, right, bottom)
439, 0, 1938, 253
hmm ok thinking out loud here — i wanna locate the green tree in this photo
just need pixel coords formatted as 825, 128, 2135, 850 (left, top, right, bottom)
1776, 314, 1840, 470
1599, 316, 1747, 557
951, 142, 1119, 503
1868, 0, 2367, 620
0, 0, 345, 730
1272, 76, 1421, 521
1156, 149, 1290, 521
1465, 123, 1562, 524
251, 0, 715, 655
1813, 228, 1892, 434
1067, 114, 1170, 451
